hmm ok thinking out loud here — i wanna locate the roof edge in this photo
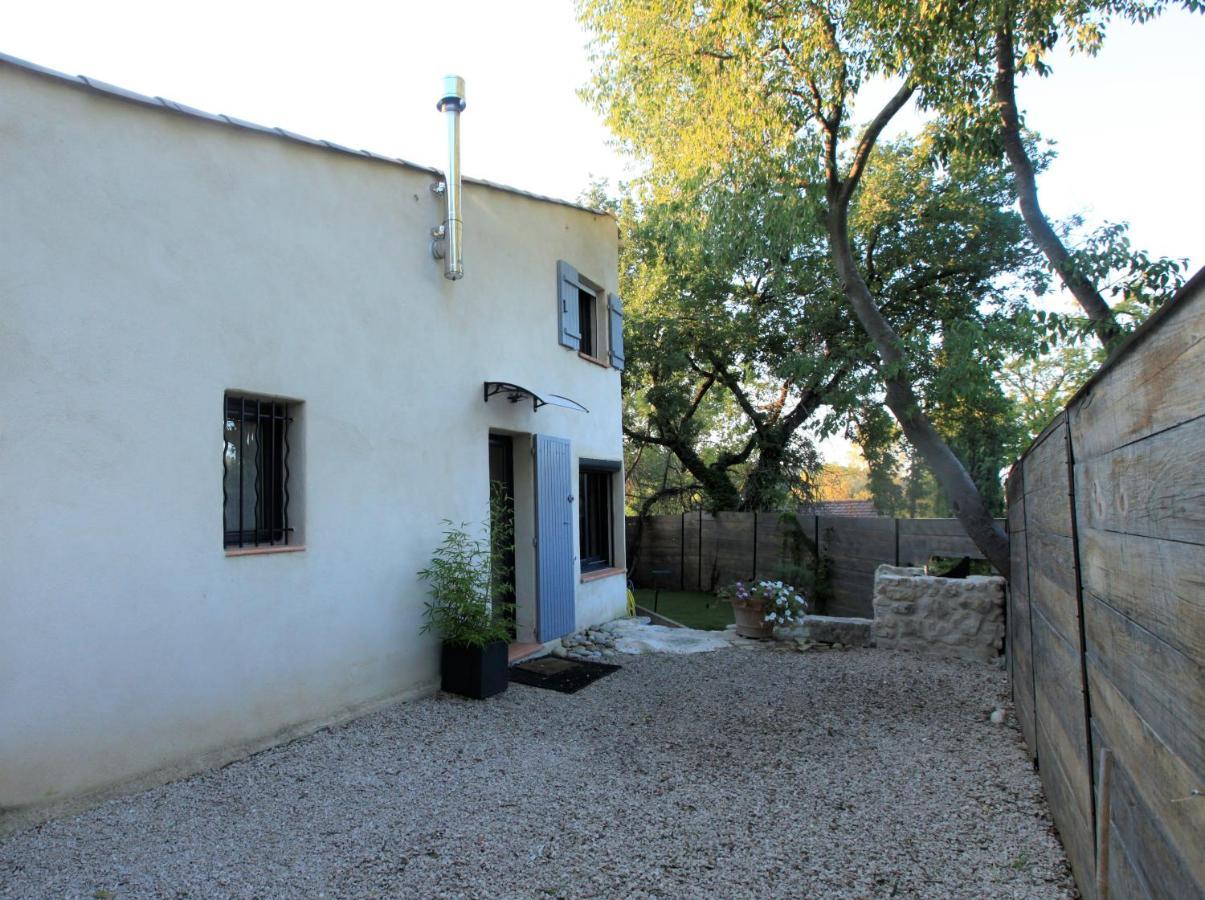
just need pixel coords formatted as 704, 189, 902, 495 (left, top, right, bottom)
0, 50, 613, 219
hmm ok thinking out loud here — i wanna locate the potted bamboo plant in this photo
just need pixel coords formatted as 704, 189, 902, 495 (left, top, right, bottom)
418, 503, 515, 699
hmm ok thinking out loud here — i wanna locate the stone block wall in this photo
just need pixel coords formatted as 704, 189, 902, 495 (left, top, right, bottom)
872, 565, 1005, 662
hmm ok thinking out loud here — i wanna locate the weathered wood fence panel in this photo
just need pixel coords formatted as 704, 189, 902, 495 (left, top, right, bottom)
897, 517, 988, 565
1006, 470, 1037, 758
1006, 271, 1204, 899
818, 517, 897, 618
1017, 417, 1097, 895
627, 512, 1002, 616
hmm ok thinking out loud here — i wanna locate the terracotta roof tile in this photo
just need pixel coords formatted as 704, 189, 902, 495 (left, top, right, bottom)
798, 499, 881, 517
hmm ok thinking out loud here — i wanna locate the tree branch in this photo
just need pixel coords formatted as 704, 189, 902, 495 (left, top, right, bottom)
992, 21, 1120, 347
637, 482, 700, 519
683, 373, 717, 423
709, 357, 766, 430
865, 227, 881, 289
781, 364, 850, 433
623, 426, 676, 448
716, 432, 760, 469
840, 80, 915, 207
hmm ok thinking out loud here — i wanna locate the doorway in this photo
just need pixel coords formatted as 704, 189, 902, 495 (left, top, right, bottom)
488, 434, 517, 638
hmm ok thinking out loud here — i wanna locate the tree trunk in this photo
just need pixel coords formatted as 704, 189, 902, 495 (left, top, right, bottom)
624, 427, 744, 511
665, 439, 744, 511
740, 438, 785, 511
825, 200, 1010, 574
994, 23, 1121, 348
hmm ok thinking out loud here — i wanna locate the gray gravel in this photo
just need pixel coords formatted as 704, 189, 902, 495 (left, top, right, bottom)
1, 649, 1074, 898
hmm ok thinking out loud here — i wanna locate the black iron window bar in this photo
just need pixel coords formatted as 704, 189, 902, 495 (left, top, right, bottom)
223, 395, 293, 549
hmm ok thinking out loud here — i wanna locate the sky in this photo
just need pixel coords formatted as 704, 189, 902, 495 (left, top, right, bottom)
7, 0, 1201, 277
6, 0, 1201, 468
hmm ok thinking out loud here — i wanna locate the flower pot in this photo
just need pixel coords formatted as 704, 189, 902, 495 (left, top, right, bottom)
730, 600, 773, 639
441, 639, 508, 699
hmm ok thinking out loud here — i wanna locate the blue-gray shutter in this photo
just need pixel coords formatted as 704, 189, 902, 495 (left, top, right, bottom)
557, 260, 581, 351
534, 434, 576, 641
607, 293, 625, 369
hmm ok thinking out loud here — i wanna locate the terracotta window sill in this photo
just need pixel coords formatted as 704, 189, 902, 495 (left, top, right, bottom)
225, 545, 306, 558
580, 566, 625, 583
578, 351, 610, 369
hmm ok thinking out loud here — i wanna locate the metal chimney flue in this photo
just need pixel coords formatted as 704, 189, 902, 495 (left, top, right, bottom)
431, 74, 465, 280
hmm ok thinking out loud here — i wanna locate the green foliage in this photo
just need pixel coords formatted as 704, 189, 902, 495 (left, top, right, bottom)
417, 500, 515, 648
617, 167, 837, 512
775, 511, 834, 610
1063, 221, 1187, 328
1000, 340, 1101, 445
580, 0, 910, 185
582, 0, 1192, 544
850, 407, 907, 516
617, 133, 1047, 517
624, 440, 700, 516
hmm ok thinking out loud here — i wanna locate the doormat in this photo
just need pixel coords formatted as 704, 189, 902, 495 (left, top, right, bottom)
509, 656, 622, 694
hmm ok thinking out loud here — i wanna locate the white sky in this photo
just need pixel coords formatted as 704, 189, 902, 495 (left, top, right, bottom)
7, 1, 1201, 276
7, 0, 1201, 468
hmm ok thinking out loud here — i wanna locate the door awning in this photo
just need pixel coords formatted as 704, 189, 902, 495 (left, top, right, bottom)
483, 381, 589, 413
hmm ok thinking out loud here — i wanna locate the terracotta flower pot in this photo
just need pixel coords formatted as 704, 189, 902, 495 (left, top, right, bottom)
730, 600, 773, 639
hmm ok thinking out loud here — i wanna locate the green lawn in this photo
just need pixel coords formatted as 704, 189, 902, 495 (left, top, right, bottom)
633, 588, 734, 631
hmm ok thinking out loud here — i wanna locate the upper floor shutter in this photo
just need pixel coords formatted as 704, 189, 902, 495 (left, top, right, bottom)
557, 260, 581, 351
607, 293, 625, 370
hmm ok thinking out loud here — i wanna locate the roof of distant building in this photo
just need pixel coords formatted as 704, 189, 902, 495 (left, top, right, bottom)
798, 499, 881, 517
0, 51, 611, 219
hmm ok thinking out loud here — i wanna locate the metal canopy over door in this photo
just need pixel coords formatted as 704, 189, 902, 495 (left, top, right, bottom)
534, 434, 575, 641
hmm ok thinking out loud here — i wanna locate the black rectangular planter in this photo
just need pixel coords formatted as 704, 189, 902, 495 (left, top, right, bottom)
440, 640, 508, 699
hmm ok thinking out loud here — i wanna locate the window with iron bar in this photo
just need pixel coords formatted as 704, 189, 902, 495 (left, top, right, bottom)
223, 394, 293, 548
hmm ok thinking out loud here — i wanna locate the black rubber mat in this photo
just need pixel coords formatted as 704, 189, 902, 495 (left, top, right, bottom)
508, 656, 622, 694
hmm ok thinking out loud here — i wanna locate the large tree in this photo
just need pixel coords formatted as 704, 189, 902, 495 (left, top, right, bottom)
619, 170, 853, 512
582, 0, 1028, 572
621, 136, 1044, 519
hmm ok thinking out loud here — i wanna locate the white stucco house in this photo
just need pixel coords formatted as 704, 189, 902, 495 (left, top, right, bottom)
0, 53, 627, 829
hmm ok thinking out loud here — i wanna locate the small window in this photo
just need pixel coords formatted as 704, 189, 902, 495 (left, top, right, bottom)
557, 260, 623, 370
578, 286, 597, 358
578, 466, 614, 572
223, 394, 294, 548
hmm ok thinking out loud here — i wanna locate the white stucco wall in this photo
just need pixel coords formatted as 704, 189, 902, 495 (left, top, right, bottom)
0, 64, 626, 822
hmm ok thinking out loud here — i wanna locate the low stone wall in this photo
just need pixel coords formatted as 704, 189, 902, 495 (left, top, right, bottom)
799, 615, 873, 647
871, 565, 1005, 662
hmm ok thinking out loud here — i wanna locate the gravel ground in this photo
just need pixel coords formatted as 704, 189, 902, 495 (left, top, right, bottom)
1, 648, 1074, 898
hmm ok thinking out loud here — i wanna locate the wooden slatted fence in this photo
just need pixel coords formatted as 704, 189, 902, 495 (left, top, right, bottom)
626, 511, 1004, 617
1006, 270, 1204, 899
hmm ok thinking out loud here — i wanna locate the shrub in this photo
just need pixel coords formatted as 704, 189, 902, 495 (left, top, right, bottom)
418, 504, 514, 648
